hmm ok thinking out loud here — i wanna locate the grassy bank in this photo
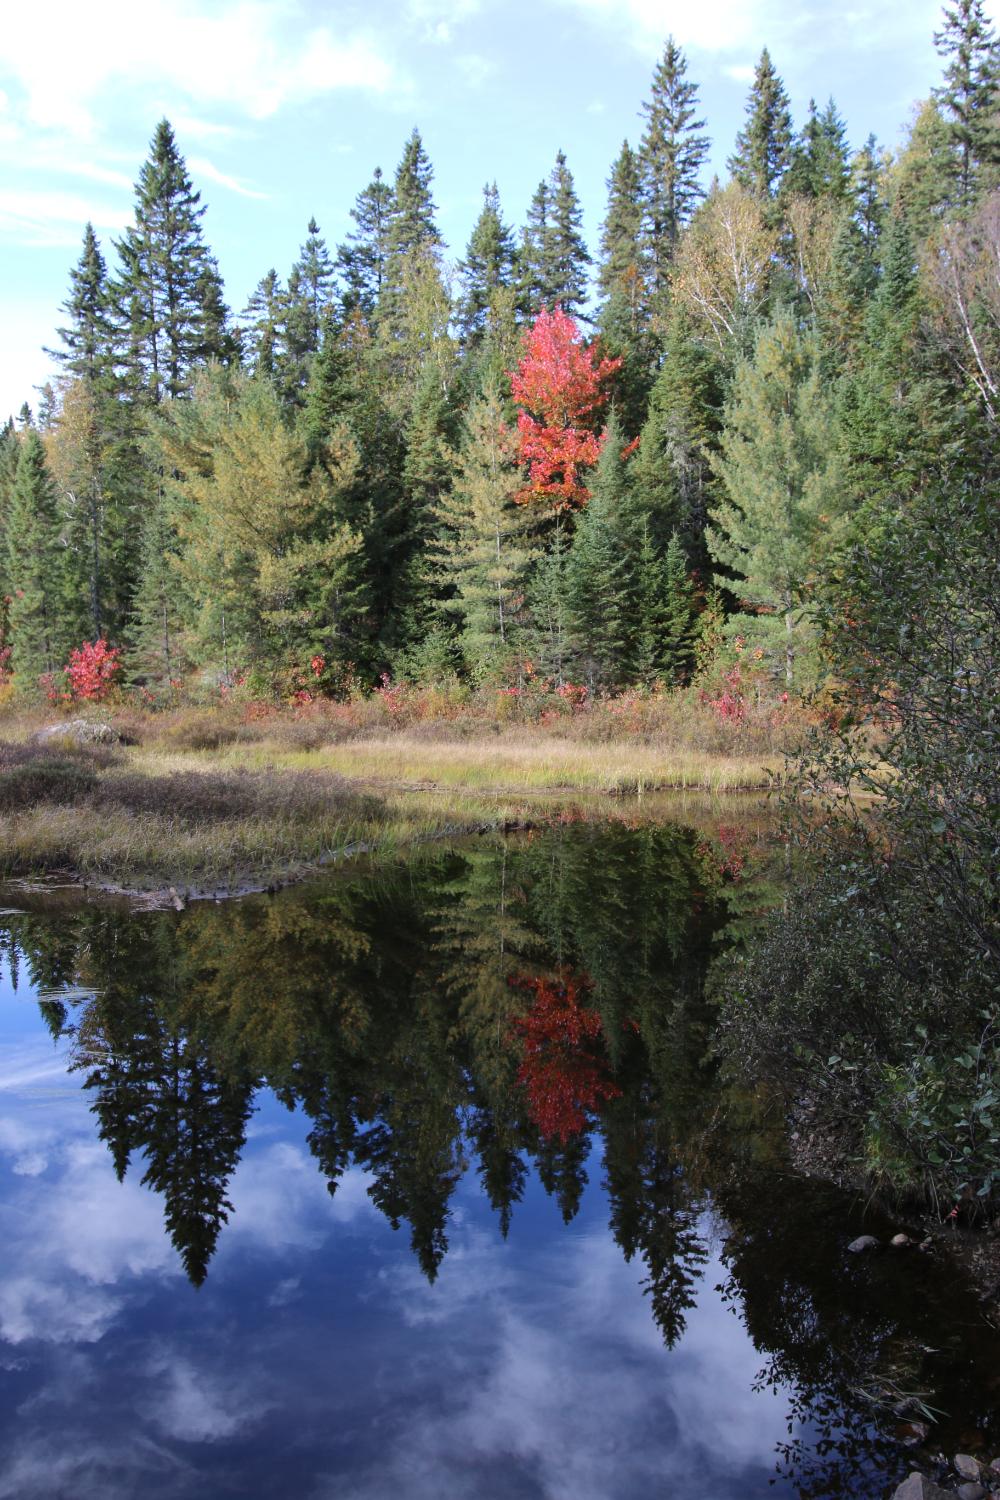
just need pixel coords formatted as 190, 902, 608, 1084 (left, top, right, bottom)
0, 721, 777, 896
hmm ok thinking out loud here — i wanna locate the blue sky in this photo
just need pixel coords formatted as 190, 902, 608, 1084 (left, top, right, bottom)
0, 0, 981, 419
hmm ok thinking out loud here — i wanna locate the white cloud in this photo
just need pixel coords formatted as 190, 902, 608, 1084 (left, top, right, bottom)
189, 156, 268, 200
0, 0, 402, 138
556, 0, 945, 66
0, 189, 130, 248
407, 0, 481, 44
723, 62, 756, 83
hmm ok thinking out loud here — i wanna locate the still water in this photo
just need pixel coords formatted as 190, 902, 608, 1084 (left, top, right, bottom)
0, 819, 997, 1499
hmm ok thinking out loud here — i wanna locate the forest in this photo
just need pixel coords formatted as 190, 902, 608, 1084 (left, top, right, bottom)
0, 1, 996, 722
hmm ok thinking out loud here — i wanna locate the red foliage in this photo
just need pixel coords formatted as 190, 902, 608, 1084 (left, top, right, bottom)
509, 307, 621, 510
511, 973, 621, 1141
64, 639, 122, 702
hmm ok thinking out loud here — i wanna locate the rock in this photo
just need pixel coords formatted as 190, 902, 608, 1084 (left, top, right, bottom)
957, 1457, 984, 1482
31, 719, 120, 746
847, 1234, 880, 1253
891, 1473, 955, 1499
892, 1232, 914, 1247
956, 1485, 987, 1500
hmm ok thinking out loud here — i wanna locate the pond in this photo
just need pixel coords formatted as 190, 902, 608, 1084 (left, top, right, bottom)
0, 817, 997, 1499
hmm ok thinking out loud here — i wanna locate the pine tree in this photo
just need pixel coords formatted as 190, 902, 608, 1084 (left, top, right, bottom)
934, 0, 1000, 206
47, 223, 115, 384
707, 312, 846, 685
850, 134, 887, 253
598, 141, 647, 336
434, 382, 533, 677
784, 97, 850, 200
290, 218, 336, 353
547, 151, 590, 318
6, 431, 66, 687
632, 309, 723, 562
128, 494, 187, 694
241, 270, 285, 380
457, 184, 517, 346
892, 99, 958, 237
660, 531, 696, 682
567, 409, 637, 687
728, 49, 794, 201
388, 129, 441, 260
113, 119, 232, 402
519, 152, 590, 318
338, 167, 394, 318
638, 38, 710, 290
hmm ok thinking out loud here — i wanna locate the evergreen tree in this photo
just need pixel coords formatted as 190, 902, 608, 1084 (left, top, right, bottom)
434, 382, 533, 677
850, 134, 887, 253
519, 152, 590, 318
457, 183, 517, 347
784, 97, 851, 200
632, 309, 723, 563
659, 531, 696, 682
6, 431, 66, 686
598, 141, 655, 435
388, 128, 441, 260
113, 119, 232, 402
707, 312, 846, 685
241, 270, 285, 381
567, 409, 638, 687
128, 495, 188, 694
289, 218, 336, 353
728, 49, 794, 201
338, 167, 394, 317
891, 99, 956, 237
934, 0, 1000, 206
47, 223, 115, 384
638, 38, 710, 290
598, 141, 647, 333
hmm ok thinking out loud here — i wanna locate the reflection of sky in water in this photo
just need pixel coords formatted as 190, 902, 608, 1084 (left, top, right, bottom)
0, 954, 799, 1500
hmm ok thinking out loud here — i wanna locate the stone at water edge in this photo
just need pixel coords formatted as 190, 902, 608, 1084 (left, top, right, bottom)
31, 719, 120, 746
891, 1474, 957, 1499
956, 1485, 987, 1500
957, 1456, 984, 1482
847, 1234, 880, 1253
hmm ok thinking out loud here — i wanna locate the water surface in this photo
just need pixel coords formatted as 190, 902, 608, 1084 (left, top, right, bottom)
0, 819, 997, 1498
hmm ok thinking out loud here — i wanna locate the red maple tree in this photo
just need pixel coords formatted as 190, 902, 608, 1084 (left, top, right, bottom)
64, 639, 122, 702
511, 972, 621, 1141
509, 307, 621, 510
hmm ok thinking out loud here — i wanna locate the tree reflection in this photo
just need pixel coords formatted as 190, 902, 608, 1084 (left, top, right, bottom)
2, 818, 998, 1474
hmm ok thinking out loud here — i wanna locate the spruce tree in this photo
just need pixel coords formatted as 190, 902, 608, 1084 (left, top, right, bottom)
289, 218, 336, 353
434, 382, 533, 677
241, 270, 285, 381
128, 496, 187, 694
47, 223, 115, 384
519, 152, 590, 317
632, 309, 723, 563
598, 141, 647, 336
457, 183, 517, 347
934, 0, 1000, 206
638, 38, 710, 290
113, 119, 232, 402
567, 410, 637, 687
6, 431, 66, 687
728, 49, 794, 201
659, 531, 696, 683
388, 129, 441, 259
850, 134, 887, 253
784, 97, 850, 200
707, 312, 845, 685
338, 167, 393, 318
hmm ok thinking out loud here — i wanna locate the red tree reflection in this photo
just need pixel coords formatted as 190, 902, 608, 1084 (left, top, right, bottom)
510, 974, 621, 1141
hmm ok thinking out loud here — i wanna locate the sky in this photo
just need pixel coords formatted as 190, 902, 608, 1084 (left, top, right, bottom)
0, 0, 983, 419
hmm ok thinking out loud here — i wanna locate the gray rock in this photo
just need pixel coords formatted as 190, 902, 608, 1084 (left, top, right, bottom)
957, 1456, 984, 1481
31, 719, 120, 746
891, 1474, 955, 1500
956, 1485, 987, 1500
891, 1232, 914, 1247
847, 1234, 879, 1253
